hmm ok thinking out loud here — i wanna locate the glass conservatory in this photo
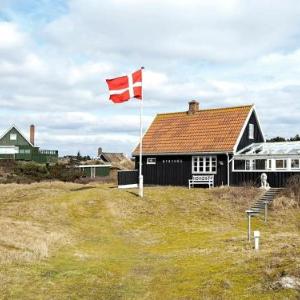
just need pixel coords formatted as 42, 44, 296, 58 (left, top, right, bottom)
232, 142, 300, 172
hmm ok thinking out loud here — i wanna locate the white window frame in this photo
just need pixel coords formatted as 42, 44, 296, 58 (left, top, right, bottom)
267, 159, 273, 170
248, 123, 254, 140
147, 157, 156, 165
192, 156, 217, 174
244, 159, 257, 170
275, 159, 287, 170
233, 157, 300, 172
10, 133, 17, 141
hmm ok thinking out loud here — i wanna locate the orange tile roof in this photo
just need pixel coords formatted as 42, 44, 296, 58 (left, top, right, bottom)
133, 104, 253, 155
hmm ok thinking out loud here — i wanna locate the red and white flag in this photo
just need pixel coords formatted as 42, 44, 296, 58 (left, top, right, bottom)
106, 69, 143, 103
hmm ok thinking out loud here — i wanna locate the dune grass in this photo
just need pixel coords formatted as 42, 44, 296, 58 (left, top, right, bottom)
0, 182, 299, 299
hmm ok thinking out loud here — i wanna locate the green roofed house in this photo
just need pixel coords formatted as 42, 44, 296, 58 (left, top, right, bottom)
0, 125, 58, 163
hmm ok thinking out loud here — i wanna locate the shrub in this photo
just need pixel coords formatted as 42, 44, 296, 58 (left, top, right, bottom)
48, 164, 82, 182
272, 196, 298, 210
281, 175, 300, 207
0, 161, 84, 184
13, 162, 50, 182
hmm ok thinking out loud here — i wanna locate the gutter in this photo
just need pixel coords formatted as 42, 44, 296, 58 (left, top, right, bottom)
132, 151, 234, 157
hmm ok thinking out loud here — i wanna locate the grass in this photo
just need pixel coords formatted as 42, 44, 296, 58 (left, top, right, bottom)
0, 182, 299, 299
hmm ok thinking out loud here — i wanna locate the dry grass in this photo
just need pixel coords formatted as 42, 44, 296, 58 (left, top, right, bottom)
0, 182, 73, 264
0, 183, 299, 299
0, 217, 65, 263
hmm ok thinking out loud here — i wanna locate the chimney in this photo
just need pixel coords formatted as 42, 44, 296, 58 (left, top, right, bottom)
188, 100, 200, 114
30, 125, 35, 145
98, 147, 103, 157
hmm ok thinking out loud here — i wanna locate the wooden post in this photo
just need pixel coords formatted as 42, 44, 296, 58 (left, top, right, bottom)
248, 214, 251, 242
264, 201, 268, 223
246, 210, 252, 242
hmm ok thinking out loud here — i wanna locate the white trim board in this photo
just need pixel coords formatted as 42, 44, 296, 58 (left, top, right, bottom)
232, 169, 300, 173
118, 184, 138, 189
76, 164, 112, 168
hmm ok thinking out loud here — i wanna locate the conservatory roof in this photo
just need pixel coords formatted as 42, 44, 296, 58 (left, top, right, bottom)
236, 141, 300, 157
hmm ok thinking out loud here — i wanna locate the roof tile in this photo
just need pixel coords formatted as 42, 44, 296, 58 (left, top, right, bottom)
133, 104, 253, 155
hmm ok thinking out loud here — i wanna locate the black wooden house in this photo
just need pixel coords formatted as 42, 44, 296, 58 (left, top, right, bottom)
116, 100, 300, 188
131, 101, 265, 187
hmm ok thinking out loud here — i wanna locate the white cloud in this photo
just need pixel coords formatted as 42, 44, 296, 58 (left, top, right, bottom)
44, 0, 300, 62
0, 22, 26, 50
0, 1, 300, 155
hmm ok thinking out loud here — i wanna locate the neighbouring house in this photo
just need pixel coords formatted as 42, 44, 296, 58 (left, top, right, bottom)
76, 164, 111, 179
98, 147, 134, 170
0, 125, 58, 163
124, 100, 300, 188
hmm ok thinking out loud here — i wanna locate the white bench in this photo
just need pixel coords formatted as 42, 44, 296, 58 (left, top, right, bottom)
188, 175, 214, 189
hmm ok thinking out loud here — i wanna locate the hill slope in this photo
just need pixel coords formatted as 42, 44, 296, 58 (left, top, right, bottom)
0, 183, 299, 299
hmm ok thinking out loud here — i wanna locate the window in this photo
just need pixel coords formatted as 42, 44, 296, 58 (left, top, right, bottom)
233, 159, 266, 171
10, 133, 17, 141
291, 159, 300, 169
245, 160, 256, 170
147, 158, 156, 165
19, 149, 30, 154
249, 124, 254, 139
275, 159, 287, 169
233, 160, 246, 170
245, 160, 251, 170
267, 159, 272, 170
192, 156, 217, 174
255, 159, 266, 170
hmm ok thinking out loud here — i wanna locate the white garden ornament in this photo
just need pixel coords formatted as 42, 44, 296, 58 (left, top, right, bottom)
260, 173, 270, 190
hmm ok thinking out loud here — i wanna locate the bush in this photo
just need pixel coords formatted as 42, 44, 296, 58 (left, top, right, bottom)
272, 196, 298, 210
13, 162, 51, 183
282, 175, 300, 207
48, 164, 82, 182
0, 161, 84, 184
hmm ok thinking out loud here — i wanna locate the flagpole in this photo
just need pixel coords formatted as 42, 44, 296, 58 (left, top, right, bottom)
139, 67, 144, 198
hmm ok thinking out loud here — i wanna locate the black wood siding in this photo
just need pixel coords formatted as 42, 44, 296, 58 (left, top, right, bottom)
118, 170, 138, 185
135, 154, 229, 187
237, 111, 264, 151
231, 171, 297, 187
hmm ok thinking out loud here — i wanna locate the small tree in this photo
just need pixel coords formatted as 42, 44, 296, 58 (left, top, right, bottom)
76, 151, 82, 161
267, 136, 286, 142
289, 134, 300, 141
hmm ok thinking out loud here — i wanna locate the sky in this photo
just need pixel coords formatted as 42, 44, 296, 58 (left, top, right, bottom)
0, 0, 300, 157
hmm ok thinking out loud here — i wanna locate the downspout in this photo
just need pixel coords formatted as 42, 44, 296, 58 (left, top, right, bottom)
226, 153, 230, 186
227, 153, 235, 187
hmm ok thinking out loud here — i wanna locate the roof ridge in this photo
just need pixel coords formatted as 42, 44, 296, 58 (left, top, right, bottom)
266, 140, 300, 144
157, 104, 254, 116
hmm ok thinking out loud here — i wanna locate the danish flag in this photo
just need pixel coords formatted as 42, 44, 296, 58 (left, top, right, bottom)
106, 69, 143, 103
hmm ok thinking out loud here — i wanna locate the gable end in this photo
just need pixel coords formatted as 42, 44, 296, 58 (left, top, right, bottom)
234, 108, 265, 152
0, 126, 34, 147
